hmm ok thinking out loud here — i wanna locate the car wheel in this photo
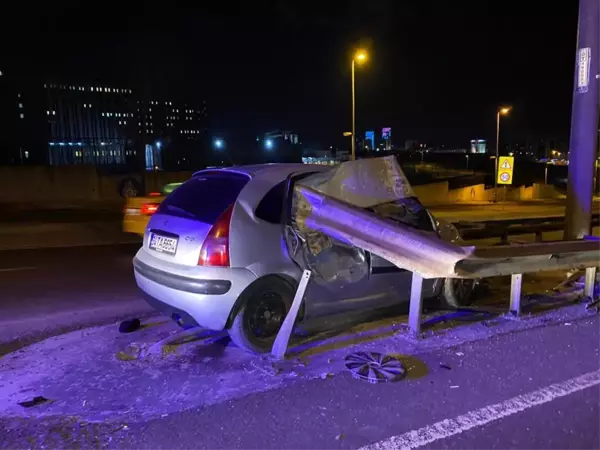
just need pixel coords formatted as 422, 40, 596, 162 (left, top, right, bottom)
228, 276, 295, 354
441, 278, 476, 309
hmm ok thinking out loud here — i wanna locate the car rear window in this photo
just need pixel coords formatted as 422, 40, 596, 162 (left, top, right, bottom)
157, 172, 250, 223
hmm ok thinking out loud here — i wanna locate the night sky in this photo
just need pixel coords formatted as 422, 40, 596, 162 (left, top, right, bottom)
6, 1, 579, 149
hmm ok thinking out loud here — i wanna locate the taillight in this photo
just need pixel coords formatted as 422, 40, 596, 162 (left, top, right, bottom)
198, 204, 234, 267
141, 203, 160, 215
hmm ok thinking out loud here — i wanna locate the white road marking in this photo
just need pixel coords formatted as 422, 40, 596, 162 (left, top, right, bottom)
0, 266, 37, 273
359, 370, 600, 450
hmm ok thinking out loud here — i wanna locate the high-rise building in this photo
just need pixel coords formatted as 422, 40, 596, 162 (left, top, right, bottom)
0, 77, 208, 169
45, 83, 136, 165
136, 99, 208, 169
470, 139, 487, 153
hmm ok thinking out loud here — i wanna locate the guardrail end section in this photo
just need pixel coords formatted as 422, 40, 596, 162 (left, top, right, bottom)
271, 270, 312, 360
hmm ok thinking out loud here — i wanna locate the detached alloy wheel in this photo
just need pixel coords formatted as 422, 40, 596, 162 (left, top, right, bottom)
441, 278, 476, 309
228, 276, 295, 354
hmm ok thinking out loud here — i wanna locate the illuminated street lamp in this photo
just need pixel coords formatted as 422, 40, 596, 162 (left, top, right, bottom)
265, 139, 274, 150
494, 106, 512, 202
214, 138, 224, 149
351, 49, 368, 161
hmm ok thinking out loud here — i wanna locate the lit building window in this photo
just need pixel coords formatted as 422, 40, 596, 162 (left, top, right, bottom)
19, 113, 24, 119
18, 103, 23, 108
47, 110, 50, 115
102, 112, 105, 117
53, 111, 56, 115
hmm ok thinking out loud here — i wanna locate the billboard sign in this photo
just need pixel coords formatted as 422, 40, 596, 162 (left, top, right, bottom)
382, 127, 391, 140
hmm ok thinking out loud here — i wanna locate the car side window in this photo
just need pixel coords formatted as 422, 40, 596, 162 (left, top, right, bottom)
255, 181, 286, 224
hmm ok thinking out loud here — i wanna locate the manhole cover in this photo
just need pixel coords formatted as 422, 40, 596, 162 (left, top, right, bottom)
344, 352, 405, 384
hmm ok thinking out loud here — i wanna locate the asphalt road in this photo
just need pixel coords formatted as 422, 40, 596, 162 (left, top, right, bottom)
0, 243, 151, 351
1, 202, 599, 448
1, 314, 598, 449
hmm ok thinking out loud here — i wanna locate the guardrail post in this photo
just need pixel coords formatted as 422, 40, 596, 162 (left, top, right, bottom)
408, 272, 425, 336
271, 270, 311, 360
584, 267, 597, 298
509, 273, 523, 316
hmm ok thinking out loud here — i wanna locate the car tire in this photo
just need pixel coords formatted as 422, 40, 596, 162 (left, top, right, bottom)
440, 278, 476, 309
228, 276, 296, 354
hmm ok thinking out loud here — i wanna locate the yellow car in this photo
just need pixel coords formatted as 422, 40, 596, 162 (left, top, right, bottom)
123, 183, 182, 236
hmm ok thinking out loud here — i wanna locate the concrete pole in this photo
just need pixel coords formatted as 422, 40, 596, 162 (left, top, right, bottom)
565, 0, 600, 240
351, 59, 356, 161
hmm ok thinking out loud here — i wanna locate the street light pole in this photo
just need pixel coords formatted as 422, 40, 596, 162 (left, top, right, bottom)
494, 107, 511, 202
494, 111, 500, 196
350, 49, 367, 162
564, 0, 599, 240
351, 58, 356, 161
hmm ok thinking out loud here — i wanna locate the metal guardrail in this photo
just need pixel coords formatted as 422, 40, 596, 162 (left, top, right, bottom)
271, 187, 600, 359
456, 214, 600, 242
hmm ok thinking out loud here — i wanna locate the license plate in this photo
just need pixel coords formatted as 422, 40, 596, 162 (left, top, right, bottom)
149, 233, 178, 255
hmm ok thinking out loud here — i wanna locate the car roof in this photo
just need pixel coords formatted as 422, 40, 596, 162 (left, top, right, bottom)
193, 163, 327, 178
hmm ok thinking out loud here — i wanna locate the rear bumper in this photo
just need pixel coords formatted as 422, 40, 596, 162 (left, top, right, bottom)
133, 255, 257, 330
133, 258, 231, 295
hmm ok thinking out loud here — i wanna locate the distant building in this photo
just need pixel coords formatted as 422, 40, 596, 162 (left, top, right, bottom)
470, 139, 487, 153
45, 83, 135, 166
0, 76, 207, 169
0, 71, 46, 165
136, 99, 208, 169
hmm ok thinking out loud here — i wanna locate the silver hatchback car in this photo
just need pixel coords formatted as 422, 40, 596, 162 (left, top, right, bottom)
134, 163, 470, 353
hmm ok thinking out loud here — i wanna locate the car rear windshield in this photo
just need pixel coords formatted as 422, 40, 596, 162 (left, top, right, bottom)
157, 171, 250, 223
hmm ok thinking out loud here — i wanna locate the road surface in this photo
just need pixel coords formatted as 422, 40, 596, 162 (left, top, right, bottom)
1, 314, 598, 449
1, 202, 598, 449
0, 244, 152, 352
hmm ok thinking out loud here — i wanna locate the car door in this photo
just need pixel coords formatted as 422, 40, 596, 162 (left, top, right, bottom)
365, 198, 440, 307
282, 171, 389, 317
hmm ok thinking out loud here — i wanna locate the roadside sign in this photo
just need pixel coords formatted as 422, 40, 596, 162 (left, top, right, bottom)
497, 156, 514, 185
577, 47, 591, 93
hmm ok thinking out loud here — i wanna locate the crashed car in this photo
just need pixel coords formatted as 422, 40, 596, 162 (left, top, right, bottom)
133, 158, 473, 353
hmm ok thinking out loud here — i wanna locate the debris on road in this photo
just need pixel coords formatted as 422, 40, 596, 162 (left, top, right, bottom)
118, 318, 141, 333
439, 363, 452, 370
18, 396, 51, 408
345, 352, 405, 384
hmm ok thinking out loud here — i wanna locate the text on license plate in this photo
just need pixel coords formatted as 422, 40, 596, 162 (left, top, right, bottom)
149, 233, 178, 255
